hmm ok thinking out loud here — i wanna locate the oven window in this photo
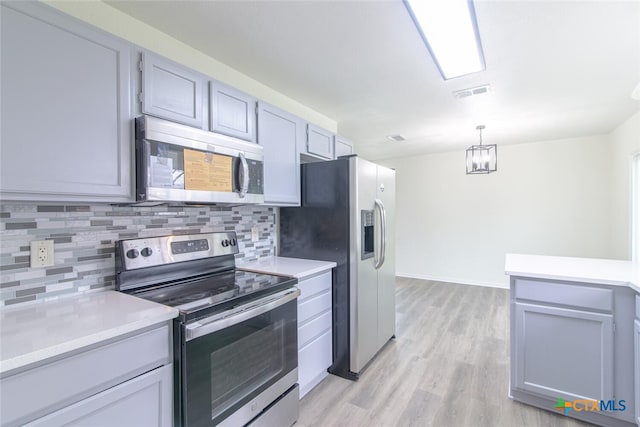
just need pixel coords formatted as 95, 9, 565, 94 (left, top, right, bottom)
210, 320, 284, 419
183, 298, 297, 427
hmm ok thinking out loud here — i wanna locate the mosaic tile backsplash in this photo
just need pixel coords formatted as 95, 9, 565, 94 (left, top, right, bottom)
0, 203, 277, 307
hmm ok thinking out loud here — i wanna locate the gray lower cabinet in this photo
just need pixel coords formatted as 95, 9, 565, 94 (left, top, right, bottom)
334, 135, 354, 158
0, 2, 133, 202
304, 124, 335, 161
635, 296, 640, 426
511, 278, 636, 427
257, 102, 303, 206
25, 364, 172, 427
0, 324, 172, 427
210, 81, 256, 142
141, 51, 205, 128
513, 302, 614, 401
297, 271, 333, 398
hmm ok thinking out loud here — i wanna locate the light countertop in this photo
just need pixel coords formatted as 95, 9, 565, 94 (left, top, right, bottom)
237, 256, 336, 280
0, 291, 178, 376
505, 253, 640, 292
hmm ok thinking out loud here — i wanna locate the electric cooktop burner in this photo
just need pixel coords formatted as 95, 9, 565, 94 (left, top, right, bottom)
129, 269, 295, 318
115, 232, 298, 322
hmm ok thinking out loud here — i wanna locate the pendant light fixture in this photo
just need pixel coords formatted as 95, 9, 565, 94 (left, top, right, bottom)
466, 125, 497, 174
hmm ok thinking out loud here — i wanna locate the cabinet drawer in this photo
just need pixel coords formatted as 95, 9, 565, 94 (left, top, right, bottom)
298, 290, 332, 325
25, 364, 173, 427
299, 311, 331, 349
515, 279, 612, 312
299, 330, 332, 398
0, 325, 170, 427
298, 271, 332, 301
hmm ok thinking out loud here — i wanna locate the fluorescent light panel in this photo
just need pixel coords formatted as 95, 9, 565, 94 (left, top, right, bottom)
405, 0, 485, 80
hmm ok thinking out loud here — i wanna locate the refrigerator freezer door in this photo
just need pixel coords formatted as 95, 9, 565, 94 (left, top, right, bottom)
350, 157, 379, 373
376, 165, 396, 349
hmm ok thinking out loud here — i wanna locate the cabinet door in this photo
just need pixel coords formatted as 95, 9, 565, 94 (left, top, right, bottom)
334, 135, 354, 158
210, 81, 256, 142
299, 330, 332, 399
514, 302, 614, 401
635, 318, 640, 426
26, 364, 173, 427
141, 51, 204, 128
0, 2, 133, 202
256, 102, 301, 206
306, 124, 335, 160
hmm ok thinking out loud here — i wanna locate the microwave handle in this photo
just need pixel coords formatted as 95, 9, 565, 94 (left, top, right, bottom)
238, 152, 249, 198
184, 287, 300, 341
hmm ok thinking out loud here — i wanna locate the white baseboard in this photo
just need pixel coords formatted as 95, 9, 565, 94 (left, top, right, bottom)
396, 272, 509, 289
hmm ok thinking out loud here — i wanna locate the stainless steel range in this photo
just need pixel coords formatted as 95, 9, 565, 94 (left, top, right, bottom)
115, 232, 300, 427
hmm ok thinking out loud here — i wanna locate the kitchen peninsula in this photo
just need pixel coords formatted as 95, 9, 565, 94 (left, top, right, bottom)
505, 254, 639, 427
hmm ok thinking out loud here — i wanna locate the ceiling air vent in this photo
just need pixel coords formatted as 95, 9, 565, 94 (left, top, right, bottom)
386, 134, 406, 142
453, 84, 491, 99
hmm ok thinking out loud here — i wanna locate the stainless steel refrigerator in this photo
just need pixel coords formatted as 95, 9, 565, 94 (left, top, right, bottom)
280, 155, 395, 380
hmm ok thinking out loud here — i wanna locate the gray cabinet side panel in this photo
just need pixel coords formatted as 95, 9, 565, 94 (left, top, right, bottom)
0, 2, 133, 201
514, 302, 614, 401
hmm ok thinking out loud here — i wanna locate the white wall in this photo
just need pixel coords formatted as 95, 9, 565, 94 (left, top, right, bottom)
381, 135, 613, 288
43, 0, 337, 132
610, 111, 640, 260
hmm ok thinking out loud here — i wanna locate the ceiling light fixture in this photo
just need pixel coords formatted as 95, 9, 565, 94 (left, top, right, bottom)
404, 0, 485, 80
466, 125, 497, 174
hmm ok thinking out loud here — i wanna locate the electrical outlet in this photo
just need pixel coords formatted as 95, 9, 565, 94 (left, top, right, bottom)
251, 227, 259, 243
30, 240, 54, 268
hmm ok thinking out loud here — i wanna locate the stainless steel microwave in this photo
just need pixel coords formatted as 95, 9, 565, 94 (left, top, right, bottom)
135, 115, 264, 205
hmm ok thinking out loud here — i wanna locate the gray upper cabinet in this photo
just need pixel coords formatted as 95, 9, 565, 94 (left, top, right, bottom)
305, 124, 335, 160
210, 81, 256, 142
141, 51, 204, 128
334, 135, 354, 158
0, 2, 133, 202
257, 102, 302, 206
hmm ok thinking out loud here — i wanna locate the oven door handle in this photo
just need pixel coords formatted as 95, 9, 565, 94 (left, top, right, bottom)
185, 287, 300, 342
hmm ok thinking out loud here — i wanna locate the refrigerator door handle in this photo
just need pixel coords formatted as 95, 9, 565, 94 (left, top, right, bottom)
374, 198, 386, 269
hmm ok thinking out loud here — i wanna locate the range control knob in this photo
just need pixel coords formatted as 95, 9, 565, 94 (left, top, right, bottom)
126, 249, 139, 259
141, 247, 153, 257
230, 238, 237, 246
221, 239, 229, 247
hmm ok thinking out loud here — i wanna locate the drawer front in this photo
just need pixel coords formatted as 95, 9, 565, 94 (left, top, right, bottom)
515, 279, 613, 312
298, 271, 332, 302
299, 330, 332, 398
298, 311, 331, 349
298, 290, 331, 325
0, 325, 170, 427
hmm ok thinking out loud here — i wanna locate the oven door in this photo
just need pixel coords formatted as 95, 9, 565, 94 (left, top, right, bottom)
180, 288, 299, 427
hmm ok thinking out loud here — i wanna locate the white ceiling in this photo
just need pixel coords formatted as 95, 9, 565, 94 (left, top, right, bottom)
108, 0, 640, 161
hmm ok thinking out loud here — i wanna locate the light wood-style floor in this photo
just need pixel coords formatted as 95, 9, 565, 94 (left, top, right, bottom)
297, 277, 594, 427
